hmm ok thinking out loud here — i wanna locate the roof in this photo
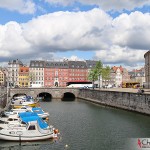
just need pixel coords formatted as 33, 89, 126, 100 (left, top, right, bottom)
85, 60, 98, 69
8, 59, 23, 65
45, 61, 68, 68
29, 60, 45, 68
68, 61, 87, 69
112, 66, 123, 73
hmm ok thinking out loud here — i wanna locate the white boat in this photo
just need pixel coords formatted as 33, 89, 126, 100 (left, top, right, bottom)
3, 107, 49, 119
3, 106, 31, 117
11, 96, 40, 108
31, 107, 49, 119
0, 115, 59, 141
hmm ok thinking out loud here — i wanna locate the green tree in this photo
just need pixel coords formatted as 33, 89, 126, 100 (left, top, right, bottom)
102, 66, 111, 85
88, 68, 98, 89
95, 61, 103, 88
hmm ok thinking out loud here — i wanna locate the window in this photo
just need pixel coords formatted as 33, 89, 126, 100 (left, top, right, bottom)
28, 125, 36, 130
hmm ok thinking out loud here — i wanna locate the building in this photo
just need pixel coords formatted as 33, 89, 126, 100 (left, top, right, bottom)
8, 59, 23, 87
68, 61, 88, 83
29, 60, 45, 87
110, 66, 123, 87
122, 68, 130, 82
0, 68, 5, 86
144, 50, 150, 88
44, 61, 69, 87
128, 68, 145, 86
19, 66, 29, 87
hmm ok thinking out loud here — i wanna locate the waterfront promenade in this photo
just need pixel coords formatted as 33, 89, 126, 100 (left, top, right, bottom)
99, 87, 150, 94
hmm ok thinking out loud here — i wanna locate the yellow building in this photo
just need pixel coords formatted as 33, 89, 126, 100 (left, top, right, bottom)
19, 66, 29, 87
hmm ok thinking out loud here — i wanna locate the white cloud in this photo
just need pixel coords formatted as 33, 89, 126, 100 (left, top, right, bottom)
22, 8, 111, 51
0, 21, 31, 57
0, 8, 149, 67
45, 0, 150, 11
95, 46, 147, 65
0, 0, 36, 14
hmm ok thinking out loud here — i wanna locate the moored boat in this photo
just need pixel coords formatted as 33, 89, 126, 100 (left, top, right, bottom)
0, 114, 59, 141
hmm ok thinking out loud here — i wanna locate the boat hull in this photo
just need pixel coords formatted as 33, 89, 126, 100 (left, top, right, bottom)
12, 102, 40, 109
0, 132, 56, 141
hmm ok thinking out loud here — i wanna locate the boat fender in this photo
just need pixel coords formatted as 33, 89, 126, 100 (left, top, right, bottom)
54, 129, 59, 134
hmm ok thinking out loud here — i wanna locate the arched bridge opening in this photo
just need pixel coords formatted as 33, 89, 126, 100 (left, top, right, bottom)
37, 92, 52, 102
61, 92, 75, 101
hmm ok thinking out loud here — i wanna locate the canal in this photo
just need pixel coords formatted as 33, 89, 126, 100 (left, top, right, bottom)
1, 99, 150, 150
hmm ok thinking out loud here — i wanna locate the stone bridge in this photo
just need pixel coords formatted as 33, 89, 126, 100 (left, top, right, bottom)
9, 87, 79, 100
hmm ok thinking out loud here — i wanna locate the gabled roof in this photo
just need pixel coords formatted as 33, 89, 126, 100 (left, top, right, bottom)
112, 66, 123, 73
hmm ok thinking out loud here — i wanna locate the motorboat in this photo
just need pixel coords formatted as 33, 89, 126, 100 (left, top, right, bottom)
31, 107, 49, 119
0, 113, 59, 141
2, 106, 31, 117
11, 96, 40, 108
2, 107, 49, 120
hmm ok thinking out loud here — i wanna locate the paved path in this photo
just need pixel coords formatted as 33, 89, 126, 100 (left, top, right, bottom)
96, 88, 150, 94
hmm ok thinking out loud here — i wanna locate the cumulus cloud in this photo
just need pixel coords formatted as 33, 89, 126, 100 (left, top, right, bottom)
94, 46, 147, 66
45, 0, 150, 11
0, 8, 149, 67
0, 0, 36, 14
22, 9, 111, 51
0, 21, 31, 58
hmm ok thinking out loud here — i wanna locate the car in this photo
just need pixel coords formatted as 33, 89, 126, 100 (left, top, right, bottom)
105, 84, 113, 88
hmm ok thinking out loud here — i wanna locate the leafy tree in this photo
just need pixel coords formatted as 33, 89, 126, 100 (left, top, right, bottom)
88, 68, 98, 89
102, 66, 111, 85
88, 60, 103, 89
95, 61, 103, 88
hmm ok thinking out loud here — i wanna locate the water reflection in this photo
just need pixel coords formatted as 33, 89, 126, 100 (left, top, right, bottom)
0, 138, 61, 150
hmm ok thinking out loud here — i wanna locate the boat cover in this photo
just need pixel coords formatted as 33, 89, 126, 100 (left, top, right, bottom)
19, 112, 38, 118
19, 112, 48, 129
32, 107, 44, 114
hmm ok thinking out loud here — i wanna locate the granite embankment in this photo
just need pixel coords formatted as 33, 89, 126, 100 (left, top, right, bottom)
78, 88, 150, 115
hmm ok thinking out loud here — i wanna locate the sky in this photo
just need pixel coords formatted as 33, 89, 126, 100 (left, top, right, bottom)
0, 0, 150, 70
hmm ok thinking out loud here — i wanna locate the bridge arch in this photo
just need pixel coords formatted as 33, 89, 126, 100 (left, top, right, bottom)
61, 92, 75, 101
10, 88, 79, 100
37, 92, 52, 101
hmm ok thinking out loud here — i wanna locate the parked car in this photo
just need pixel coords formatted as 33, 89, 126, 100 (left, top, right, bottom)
104, 84, 113, 88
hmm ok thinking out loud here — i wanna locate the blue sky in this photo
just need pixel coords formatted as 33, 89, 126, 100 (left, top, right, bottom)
0, 0, 150, 69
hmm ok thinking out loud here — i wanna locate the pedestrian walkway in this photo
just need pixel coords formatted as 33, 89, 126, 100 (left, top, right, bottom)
97, 88, 150, 94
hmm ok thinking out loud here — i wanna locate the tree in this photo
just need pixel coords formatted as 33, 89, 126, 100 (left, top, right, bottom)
95, 61, 103, 88
88, 68, 98, 89
102, 66, 111, 85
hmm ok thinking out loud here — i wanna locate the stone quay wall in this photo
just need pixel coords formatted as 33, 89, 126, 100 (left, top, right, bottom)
0, 87, 7, 108
78, 89, 150, 115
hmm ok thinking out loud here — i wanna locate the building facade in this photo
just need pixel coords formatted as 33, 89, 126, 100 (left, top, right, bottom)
0, 69, 5, 86
110, 66, 123, 87
8, 59, 23, 87
29, 60, 45, 87
68, 61, 88, 82
19, 66, 29, 87
44, 61, 69, 87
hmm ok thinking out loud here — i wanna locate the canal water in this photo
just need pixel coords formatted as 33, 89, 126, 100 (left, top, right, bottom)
1, 99, 150, 150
